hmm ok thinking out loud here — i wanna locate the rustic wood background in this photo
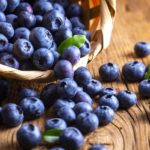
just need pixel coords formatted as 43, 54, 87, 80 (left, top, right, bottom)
0, 0, 150, 150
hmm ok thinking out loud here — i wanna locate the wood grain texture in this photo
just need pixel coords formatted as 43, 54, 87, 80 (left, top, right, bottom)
0, 0, 150, 150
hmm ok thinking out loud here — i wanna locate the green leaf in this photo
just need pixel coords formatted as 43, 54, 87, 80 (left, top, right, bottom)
57, 34, 86, 54
42, 129, 63, 144
145, 66, 150, 79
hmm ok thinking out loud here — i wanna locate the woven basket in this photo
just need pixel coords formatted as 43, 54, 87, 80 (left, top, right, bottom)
0, 0, 116, 82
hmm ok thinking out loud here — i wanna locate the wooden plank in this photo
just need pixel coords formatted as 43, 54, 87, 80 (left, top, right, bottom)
0, 0, 150, 150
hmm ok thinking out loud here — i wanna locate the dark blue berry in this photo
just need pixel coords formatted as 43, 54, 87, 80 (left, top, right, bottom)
122, 61, 146, 82
17, 124, 41, 150
17, 11, 36, 29
99, 87, 117, 98
20, 97, 45, 120
74, 102, 92, 115
0, 0, 7, 12
6, 14, 18, 27
54, 60, 74, 79
6, 0, 20, 13
0, 22, 14, 39
74, 67, 92, 87
76, 112, 99, 134
84, 79, 102, 97
98, 94, 119, 111
30, 27, 53, 49
13, 38, 34, 60
0, 11, 6, 22
19, 88, 39, 100
117, 90, 137, 109
53, 99, 75, 112
45, 118, 67, 130
134, 42, 150, 57
70, 17, 85, 29
94, 106, 115, 126
139, 79, 150, 98
14, 27, 30, 41
62, 46, 81, 65
33, 1, 53, 15
59, 127, 84, 150
43, 10, 65, 32
4, 43, 13, 53
33, 48, 54, 70
57, 78, 78, 99
40, 83, 58, 108
49, 41, 57, 52
63, 17, 72, 29
0, 33, 8, 52
99, 63, 119, 82
73, 90, 93, 105
56, 106, 76, 123
1, 103, 24, 127
80, 39, 91, 57
0, 53, 19, 69
55, 0, 69, 8
35, 15, 43, 26
53, 3, 65, 15
49, 147, 65, 150
89, 144, 107, 150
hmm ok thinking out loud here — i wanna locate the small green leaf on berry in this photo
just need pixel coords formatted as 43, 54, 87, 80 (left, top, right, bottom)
145, 66, 150, 79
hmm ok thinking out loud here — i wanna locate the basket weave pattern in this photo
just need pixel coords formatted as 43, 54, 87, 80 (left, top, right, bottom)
0, 0, 116, 82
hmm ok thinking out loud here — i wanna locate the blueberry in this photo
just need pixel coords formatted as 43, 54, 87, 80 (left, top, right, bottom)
74, 102, 93, 115
30, 27, 53, 49
73, 90, 93, 105
54, 60, 74, 79
55, 0, 69, 8
4, 43, 13, 53
117, 90, 137, 109
0, 54, 19, 69
0, 0, 7, 12
57, 78, 78, 99
0, 107, 3, 124
122, 61, 146, 82
33, 1, 53, 15
6, 14, 18, 27
70, 17, 85, 29
6, 0, 20, 13
0, 22, 14, 39
53, 99, 75, 112
62, 46, 81, 65
15, 2, 33, 14
17, 11, 36, 29
43, 10, 65, 32
14, 27, 30, 41
99, 87, 117, 98
84, 79, 102, 97
1, 103, 24, 127
67, 3, 82, 18
19, 88, 39, 100
35, 15, 43, 26
80, 38, 91, 57
49, 41, 57, 52
134, 42, 150, 57
0, 33, 8, 52
89, 144, 107, 150
45, 118, 67, 130
0, 77, 10, 101
59, 127, 84, 150
99, 63, 119, 82
13, 39, 34, 60
54, 26, 72, 45
33, 48, 54, 70
20, 97, 45, 120
76, 112, 99, 134
63, 17, 72, 29
74, 67, 92, 87
0, 11, 6, 22
49, 147, 65, 150
94, 106, 115, 126
139, 79, 150, 98
56, 106, 76, 123
53, 3, 65, 15
40, 83, 58, 107
17, 124, 41, 150
73, 27, 91, 41
98, 94, 119, 111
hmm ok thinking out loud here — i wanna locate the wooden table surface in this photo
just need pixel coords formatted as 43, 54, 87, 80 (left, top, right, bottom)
0, 0, 150, 150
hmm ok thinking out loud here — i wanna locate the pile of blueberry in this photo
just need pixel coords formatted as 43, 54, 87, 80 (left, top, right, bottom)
0, 0, 91, 71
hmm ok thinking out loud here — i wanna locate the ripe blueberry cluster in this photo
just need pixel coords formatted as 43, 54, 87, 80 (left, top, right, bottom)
0, 0, 91, 71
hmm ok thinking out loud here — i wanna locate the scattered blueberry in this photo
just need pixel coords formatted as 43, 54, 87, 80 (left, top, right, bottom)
99, 87, 117, 98
89, 144, 107, 150
59, 127, 84, 150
